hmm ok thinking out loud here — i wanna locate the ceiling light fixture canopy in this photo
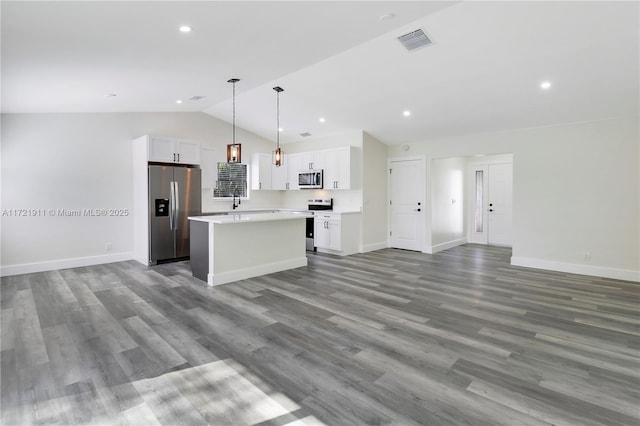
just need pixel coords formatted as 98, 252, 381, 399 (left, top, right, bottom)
273, 86, 284, 167
227, 78, 242, 163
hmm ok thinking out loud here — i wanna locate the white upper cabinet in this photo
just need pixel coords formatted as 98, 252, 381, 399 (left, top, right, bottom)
148, 137, 174, 162
252, 146, 355, 191
301, 152, 314, 170
300, 150, 327, 171
311, 150, 327, 171
200, 147, 221, 190
286, 153, 302, 190
333, 146, 354, 190
272, 159, 288, 190
251, 153, 272, 190
147, 136, 200, 165
175, 139, 201, 165
319, 146, 355, 190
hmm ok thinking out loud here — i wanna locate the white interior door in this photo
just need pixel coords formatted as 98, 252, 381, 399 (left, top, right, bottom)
389, 159, 424, 251
487, 163, 513, 246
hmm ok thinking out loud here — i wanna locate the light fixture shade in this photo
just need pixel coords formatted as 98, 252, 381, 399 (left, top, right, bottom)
273, 147, 283, 167
227, 143, 241, 163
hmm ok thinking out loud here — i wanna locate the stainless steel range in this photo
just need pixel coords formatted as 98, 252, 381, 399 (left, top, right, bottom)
306, 198, 333, 251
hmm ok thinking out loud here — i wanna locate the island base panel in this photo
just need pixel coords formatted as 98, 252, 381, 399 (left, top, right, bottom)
190, 220, 209, 282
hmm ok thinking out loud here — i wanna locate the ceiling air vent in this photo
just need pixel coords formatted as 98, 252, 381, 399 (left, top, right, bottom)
397, 29, 432, 51
300, 132, 312, 137
187, 95, 205, 101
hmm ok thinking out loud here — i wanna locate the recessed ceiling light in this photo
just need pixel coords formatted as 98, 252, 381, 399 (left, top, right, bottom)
179, 25, 192, 33
319, 117, 326, 123
540, 81, 552, 90
379, 13, 395, 21
176, 100, 183, 104
403, 110, 411, 117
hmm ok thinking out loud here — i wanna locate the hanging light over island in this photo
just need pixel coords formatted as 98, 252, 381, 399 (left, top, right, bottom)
227, 78, 242, 163
273, 86, 284, 167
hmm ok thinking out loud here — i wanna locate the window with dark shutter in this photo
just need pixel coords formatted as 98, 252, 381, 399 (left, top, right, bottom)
213, 162, 247, 198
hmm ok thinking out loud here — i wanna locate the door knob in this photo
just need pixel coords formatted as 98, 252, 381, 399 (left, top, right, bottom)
418, 202, 421, 206
489, 209, 494, 212
415, 208, 421, 212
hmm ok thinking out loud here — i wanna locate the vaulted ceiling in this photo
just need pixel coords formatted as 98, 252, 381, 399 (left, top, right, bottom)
2, 1, 638, 145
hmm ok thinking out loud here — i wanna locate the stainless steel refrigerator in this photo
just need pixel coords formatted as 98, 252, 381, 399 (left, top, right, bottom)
148, 165, 201, 264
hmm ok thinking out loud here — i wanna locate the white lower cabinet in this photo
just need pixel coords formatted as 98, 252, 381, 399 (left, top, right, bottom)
314, 212, 361, 255
314, 213, 342, 251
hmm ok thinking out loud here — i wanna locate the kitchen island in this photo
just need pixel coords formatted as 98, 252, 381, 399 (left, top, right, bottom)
188, 212, 310, 286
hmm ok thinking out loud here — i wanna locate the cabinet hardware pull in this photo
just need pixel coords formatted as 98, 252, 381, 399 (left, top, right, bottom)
177, 153, 180, 162
173, 153, 176, 161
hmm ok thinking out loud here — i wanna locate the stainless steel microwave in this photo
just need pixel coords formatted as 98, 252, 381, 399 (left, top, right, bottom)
298, 170, 323, 189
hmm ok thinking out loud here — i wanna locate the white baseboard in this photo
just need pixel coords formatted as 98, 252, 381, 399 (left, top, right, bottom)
316, 247, 359, 256
431, 238, 467, 254
0, 252, 135, 277
207, 256, 308, 286
360, 241, 388, 253
510, 256, 640, 282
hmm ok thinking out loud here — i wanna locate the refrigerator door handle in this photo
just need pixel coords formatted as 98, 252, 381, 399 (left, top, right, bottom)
172, 181, 179, 230
169, 181, 176, 231
168, 181, 174, 230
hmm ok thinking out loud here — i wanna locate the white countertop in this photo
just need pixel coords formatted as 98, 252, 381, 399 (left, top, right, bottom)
189, 211, 311, 224
201, 208, 361, 215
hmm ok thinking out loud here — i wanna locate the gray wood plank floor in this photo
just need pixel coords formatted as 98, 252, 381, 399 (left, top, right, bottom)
1, 244, 639, 425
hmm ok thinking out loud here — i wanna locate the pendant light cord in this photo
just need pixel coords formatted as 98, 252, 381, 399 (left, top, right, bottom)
228, 78, 240, 145
276, 90, 280, 149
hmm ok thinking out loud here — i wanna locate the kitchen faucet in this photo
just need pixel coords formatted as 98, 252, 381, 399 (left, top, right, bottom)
232, 191, 241, 210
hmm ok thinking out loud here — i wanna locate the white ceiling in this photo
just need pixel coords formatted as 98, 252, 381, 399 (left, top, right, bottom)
2, 1, 638, 145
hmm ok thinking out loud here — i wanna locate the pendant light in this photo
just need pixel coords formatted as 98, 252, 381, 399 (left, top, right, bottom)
226, 78, 242, 163
273, 86, 284, 167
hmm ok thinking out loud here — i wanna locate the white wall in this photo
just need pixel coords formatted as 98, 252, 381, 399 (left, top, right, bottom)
388, 116, 640, 281
0, 112, 281, 275
431, 157, 466, 251
361, 132, 388, 251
